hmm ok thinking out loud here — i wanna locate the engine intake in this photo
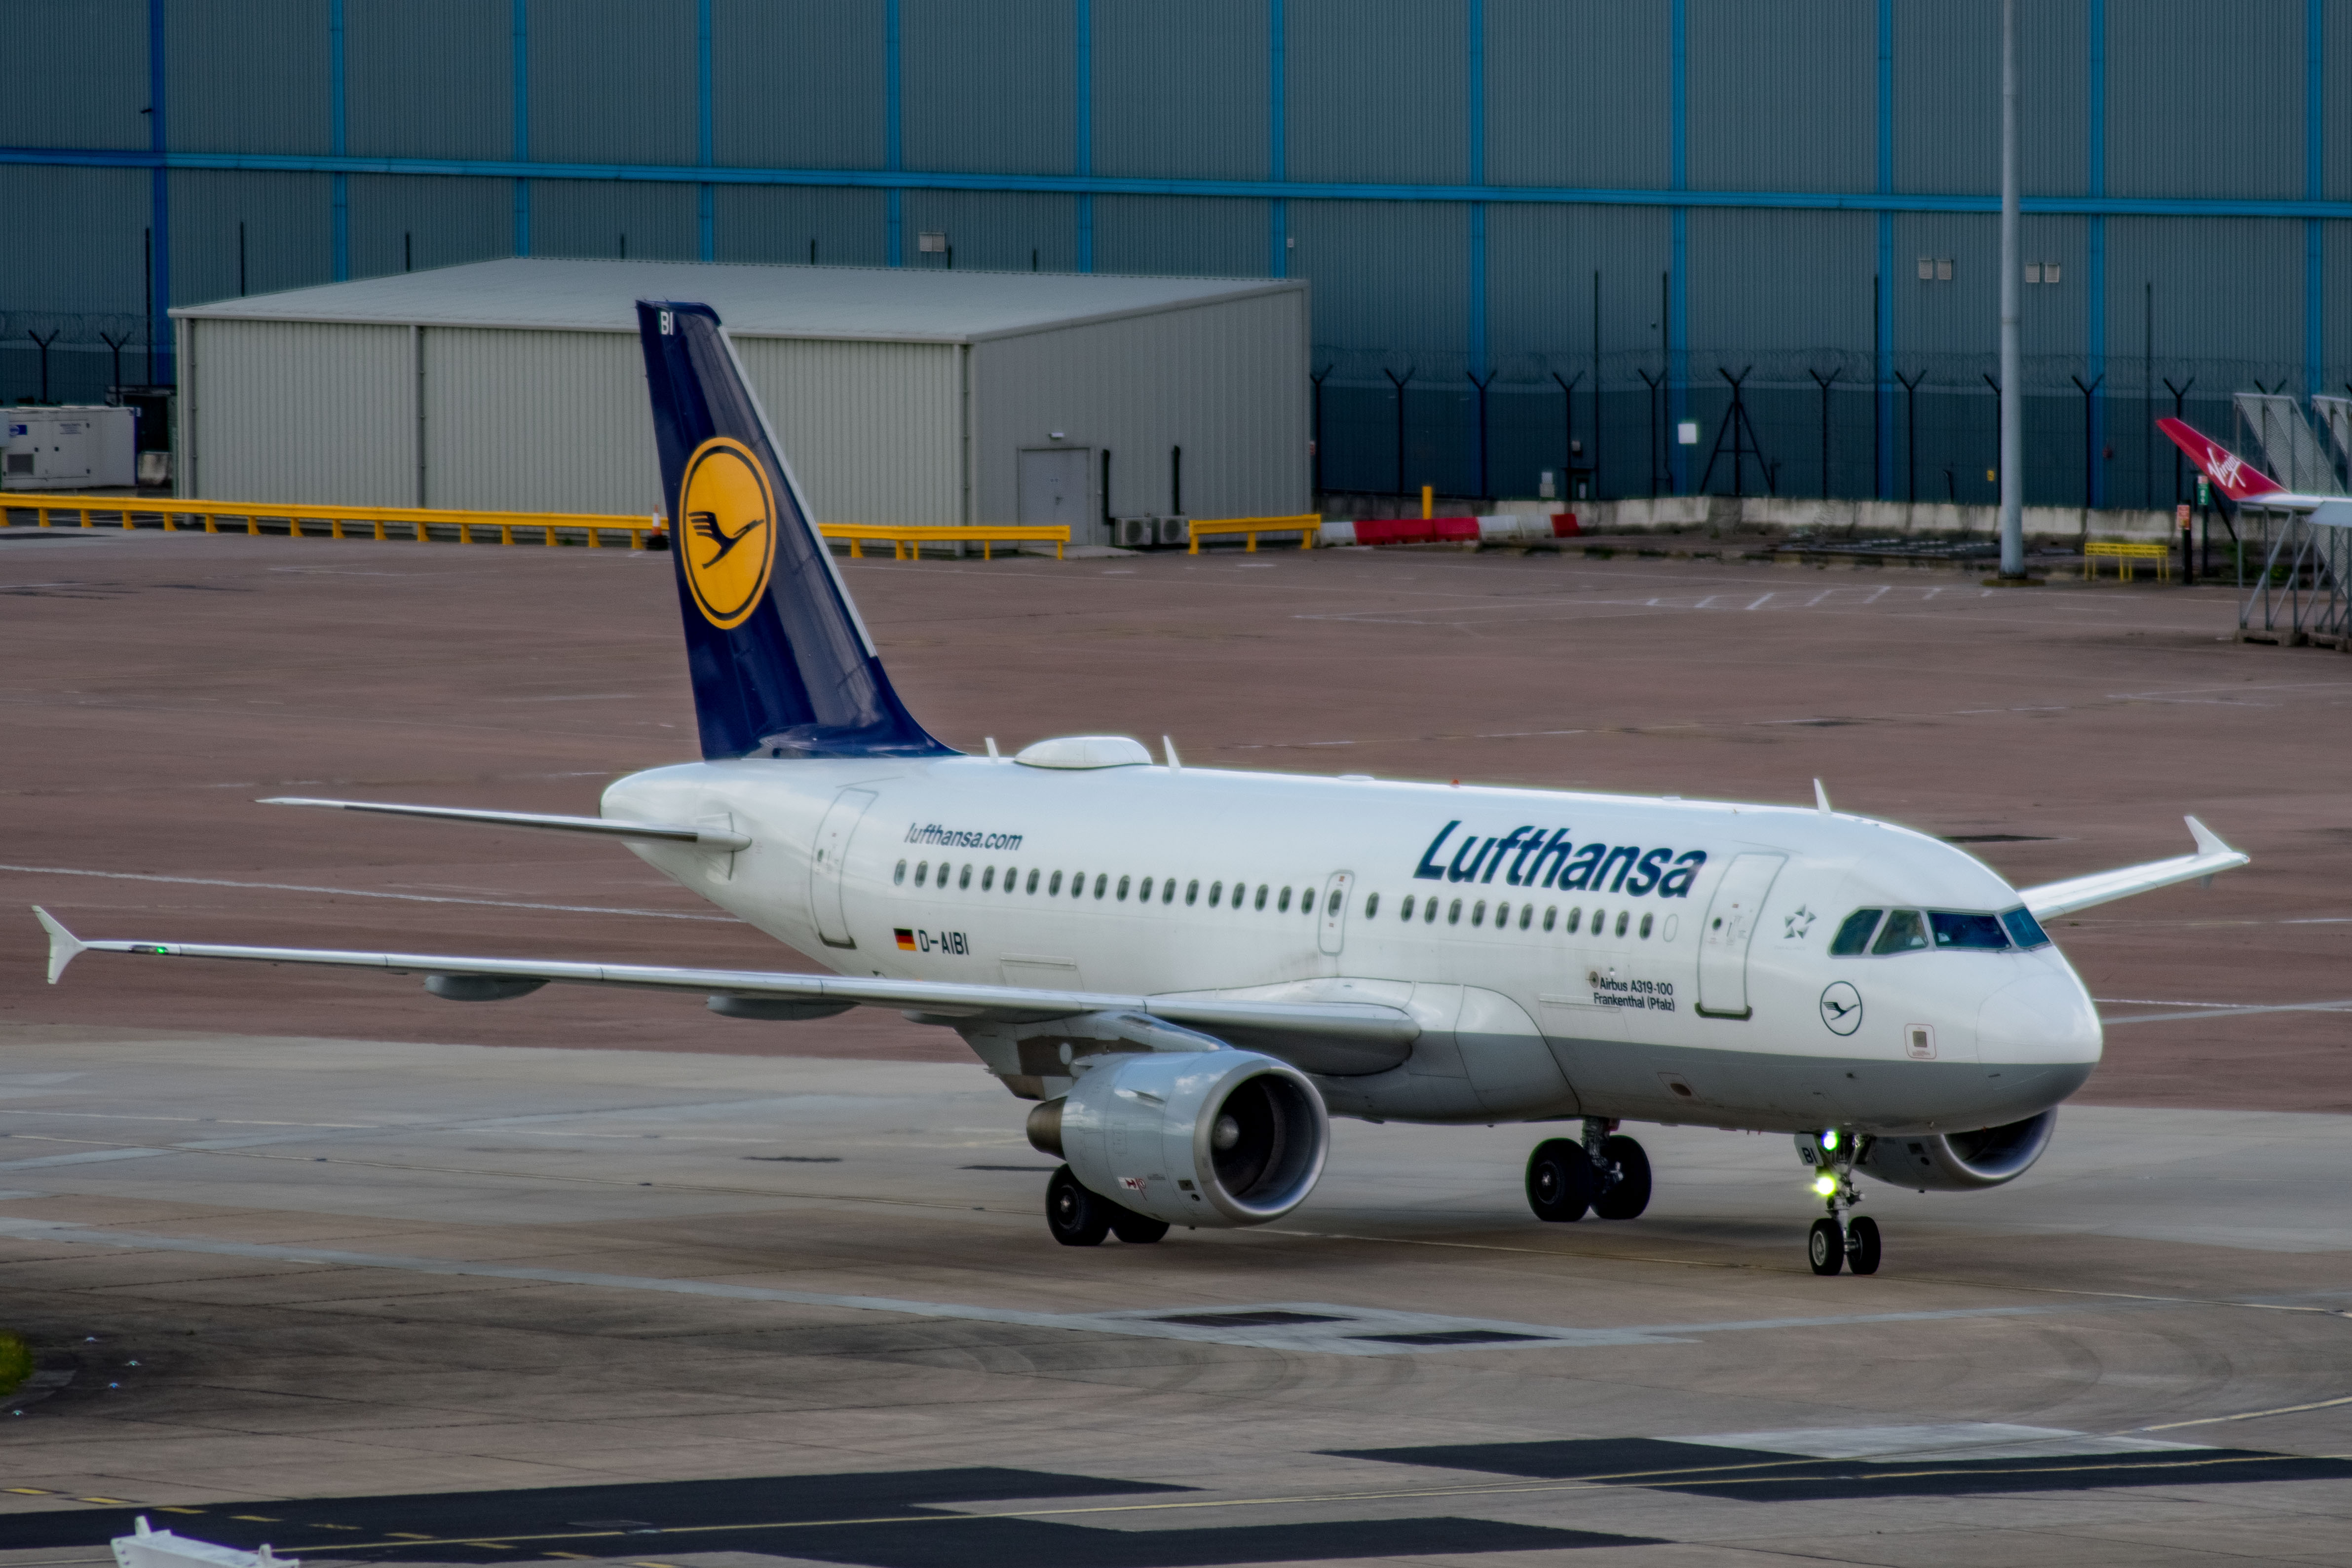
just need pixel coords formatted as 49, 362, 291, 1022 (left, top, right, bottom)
1041, 1049, 1328, 1227
1855, 1109, 2057, 1192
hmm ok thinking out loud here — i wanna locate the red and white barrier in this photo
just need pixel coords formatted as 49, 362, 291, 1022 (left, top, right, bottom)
1319, 513, 1578, 548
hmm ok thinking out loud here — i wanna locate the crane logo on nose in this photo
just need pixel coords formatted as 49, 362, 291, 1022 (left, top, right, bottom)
1819, 980, 1863, 1036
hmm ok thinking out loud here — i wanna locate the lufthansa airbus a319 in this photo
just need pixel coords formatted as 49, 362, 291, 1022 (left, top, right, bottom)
37, 301, 2249, 1276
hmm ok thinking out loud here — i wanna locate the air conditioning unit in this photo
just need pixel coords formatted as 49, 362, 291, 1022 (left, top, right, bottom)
1114, 516, 1157, 549
1158, 516, 1191, 548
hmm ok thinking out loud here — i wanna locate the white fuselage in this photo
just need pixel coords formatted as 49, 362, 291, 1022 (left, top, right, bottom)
606, 756, 2101, 1137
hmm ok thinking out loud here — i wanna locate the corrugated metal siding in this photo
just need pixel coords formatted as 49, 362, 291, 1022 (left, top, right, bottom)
1889, 212, 1998, 361
1485, 0, 1670, 188
2011, 215, 2088, 379
2019, 0, 2087, 197
0, 166, 151, 314
1, 0, 149, 150
167, 170, 336, 305
713, 0, 887, 169
733, 337, 964, 524
166, 0, 330, 154
1687, 208, 1874, 359
1093, 0, 1268, 179
715, 187, 892, 268
2328, 219, 2352, 378
2103, 217, 2304, 376
2108, 0, 2302, 199
1484, 203, 1672, 372
419, 327, 655, 512
970, 288, 1308, 525
1893, 0, 1995, 195
1290, 200, 1468, 362
527, 182, 699, 261
346, 0, 511, 160
900, 0, 1076, 176
1092, 196, 1270, 279
1686, 0, 1874, 194
530, 0, 696, 165
2330, 0, 2352, 200
1286, 0, 1466, 185
346, 175, 514, 280
897, 191, 1079, 273
187, 319, 414, 503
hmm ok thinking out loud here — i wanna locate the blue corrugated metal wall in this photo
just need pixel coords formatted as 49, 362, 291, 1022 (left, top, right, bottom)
8, 0, 2352, 509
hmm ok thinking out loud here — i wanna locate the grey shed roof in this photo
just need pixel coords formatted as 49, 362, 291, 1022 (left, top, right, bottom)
171, 257, 1299, 344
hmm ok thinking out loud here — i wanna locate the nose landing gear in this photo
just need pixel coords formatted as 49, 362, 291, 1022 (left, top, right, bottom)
1797, 1130, 1880, 1275
1525, 1119, 1651, 1223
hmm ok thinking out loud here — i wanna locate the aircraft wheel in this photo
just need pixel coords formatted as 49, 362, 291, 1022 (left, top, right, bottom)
1808, 1216, 1845, 1275
1047, 1165, 1111, 1246
1590, 1135, 1652, 1220
1845, 1215, 1882, 1275
1525, 1139, 1593, 1222
1108, 1206, 1171, 1244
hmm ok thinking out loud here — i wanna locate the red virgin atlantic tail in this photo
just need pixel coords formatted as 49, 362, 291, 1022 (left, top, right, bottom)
2156, 417, 2286, 503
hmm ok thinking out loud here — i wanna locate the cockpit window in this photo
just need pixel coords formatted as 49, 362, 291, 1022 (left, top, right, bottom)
1830, 909, 1883, 955
1871, 909, 1931, 954
2000, 906, 2051, 949
1931, 910, 2011, 949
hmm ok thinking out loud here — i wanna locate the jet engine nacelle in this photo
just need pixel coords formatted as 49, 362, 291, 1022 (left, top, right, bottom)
1035, 1049, 1328, 1228
1854, 1109, 2058, 1192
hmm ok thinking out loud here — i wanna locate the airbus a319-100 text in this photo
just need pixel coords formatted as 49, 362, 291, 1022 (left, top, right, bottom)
37, 302, 2248, 1276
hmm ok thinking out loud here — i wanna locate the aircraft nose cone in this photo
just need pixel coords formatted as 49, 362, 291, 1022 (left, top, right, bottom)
1977, 973, 2103, 1066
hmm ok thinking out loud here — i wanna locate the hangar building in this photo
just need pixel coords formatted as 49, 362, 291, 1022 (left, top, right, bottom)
171, 258, 1309, 532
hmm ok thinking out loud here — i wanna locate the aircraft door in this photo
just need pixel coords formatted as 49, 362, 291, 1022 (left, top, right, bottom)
1696, 852, 1785, 1019
1317, 871, 1353, 955
809, 787, 877, 949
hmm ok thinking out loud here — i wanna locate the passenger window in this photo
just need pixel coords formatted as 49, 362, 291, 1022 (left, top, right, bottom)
1163, 879, 1176, 904
958, 865, 972, 890
1872, 909, 1930, 954
894, 859, 907, 885
1026, 868, 1040, 894
1424, 896, 1440, 924
1049, 870, 1062, 895
1520, 905, 1533, 931
1472, 900, 1486, 927
915, 861, 929, 887
1400, 895, 1415, 921
981, 866, 995, 892
2000, 906, 2050, 949
1186, 879, 1200, 905
1073, 871, 1087, 896
1137, 876, 1151, 901
1208, 880, 1221, 906
1094, 873, 1108, 899
1830, 909, 1882, 955
1492, 901, 1507, 927
1365, 892, 1380, 918
1614, 910, 1628, 937
1117, 875, 1131, 901
1639, 913, 1653, 939
1543, 906, 1556, 932
1448, 898, 1462, 925
1278, 887, 1292, 913
1254, 884, 1268, 910
1930, 910, 2011, 949
1567, 907, 1581, 933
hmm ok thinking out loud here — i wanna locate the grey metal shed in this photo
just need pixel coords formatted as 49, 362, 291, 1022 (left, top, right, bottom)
171, 258, 1309, 536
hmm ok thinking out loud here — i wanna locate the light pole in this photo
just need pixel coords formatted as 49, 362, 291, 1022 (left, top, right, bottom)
1998, 0, 2025, 578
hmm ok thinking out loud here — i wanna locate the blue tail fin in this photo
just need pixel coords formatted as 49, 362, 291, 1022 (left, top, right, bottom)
636, 300, 952, 761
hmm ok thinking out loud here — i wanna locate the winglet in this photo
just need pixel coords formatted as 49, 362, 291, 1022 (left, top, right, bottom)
2185, 815, 2231, 858
33, 906, 85, 985
1814, 778, 1832, 815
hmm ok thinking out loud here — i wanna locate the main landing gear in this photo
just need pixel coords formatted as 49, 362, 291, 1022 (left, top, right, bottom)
1525, 1119, 1651, 1223
1798, 1129, 1880, 1275
1046, 1164, 1170, 1246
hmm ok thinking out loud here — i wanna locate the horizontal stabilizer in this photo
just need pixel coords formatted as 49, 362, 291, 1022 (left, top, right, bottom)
261, 797, 751, 852
2018, 816, 2249, 919
33, 906, 85, 985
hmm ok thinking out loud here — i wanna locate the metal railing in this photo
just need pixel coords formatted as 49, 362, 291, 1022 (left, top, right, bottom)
2082, 540, 2171, 582
819, 523, 1066, 560
1185, 514, 1321, 553
5, 495, 665, 548
2238, 505, 2351, 648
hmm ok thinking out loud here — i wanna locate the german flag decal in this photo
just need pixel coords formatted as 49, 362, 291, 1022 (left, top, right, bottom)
895, 929, 916, 951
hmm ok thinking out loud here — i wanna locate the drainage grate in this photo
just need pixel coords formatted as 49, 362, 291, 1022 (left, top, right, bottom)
1154, 1310, 1356, 1329
1349, 1330, 1555, 1347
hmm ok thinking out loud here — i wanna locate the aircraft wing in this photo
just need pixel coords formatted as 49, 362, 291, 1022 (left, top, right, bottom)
2016, 817, 2248, 920
262, 797, 752, 851
30, 909, 1418, 1062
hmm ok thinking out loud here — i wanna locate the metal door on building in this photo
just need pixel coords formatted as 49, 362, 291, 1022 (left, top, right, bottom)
809, 787, 877, 949
1695, 853, 1784, 1019
1019, 447, 1093, 538
1317, 871, 1354, 955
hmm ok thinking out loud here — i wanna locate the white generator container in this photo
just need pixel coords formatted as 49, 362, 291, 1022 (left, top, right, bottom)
4, 405, 138, 490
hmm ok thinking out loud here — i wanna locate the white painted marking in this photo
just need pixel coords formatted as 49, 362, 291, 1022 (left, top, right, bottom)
2104, 999, 2352, 1025
1682, 1423, 2203, 1462
0, 864, 736, 922
1745, 593, 1775, 610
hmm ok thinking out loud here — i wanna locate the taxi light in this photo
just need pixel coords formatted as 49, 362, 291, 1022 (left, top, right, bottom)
1812, 1174, 1839, 1197
1821, 1128, 1840, 1151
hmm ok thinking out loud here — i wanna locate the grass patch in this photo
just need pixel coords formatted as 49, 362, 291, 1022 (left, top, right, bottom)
0, 1333, 30, 1400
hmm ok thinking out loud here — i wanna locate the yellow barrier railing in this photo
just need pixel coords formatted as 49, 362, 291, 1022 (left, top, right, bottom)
5, 495, 665, 549
1186, 514, 1321, 554
2083, 540, 2172, 583
819, 523, 1067, 561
